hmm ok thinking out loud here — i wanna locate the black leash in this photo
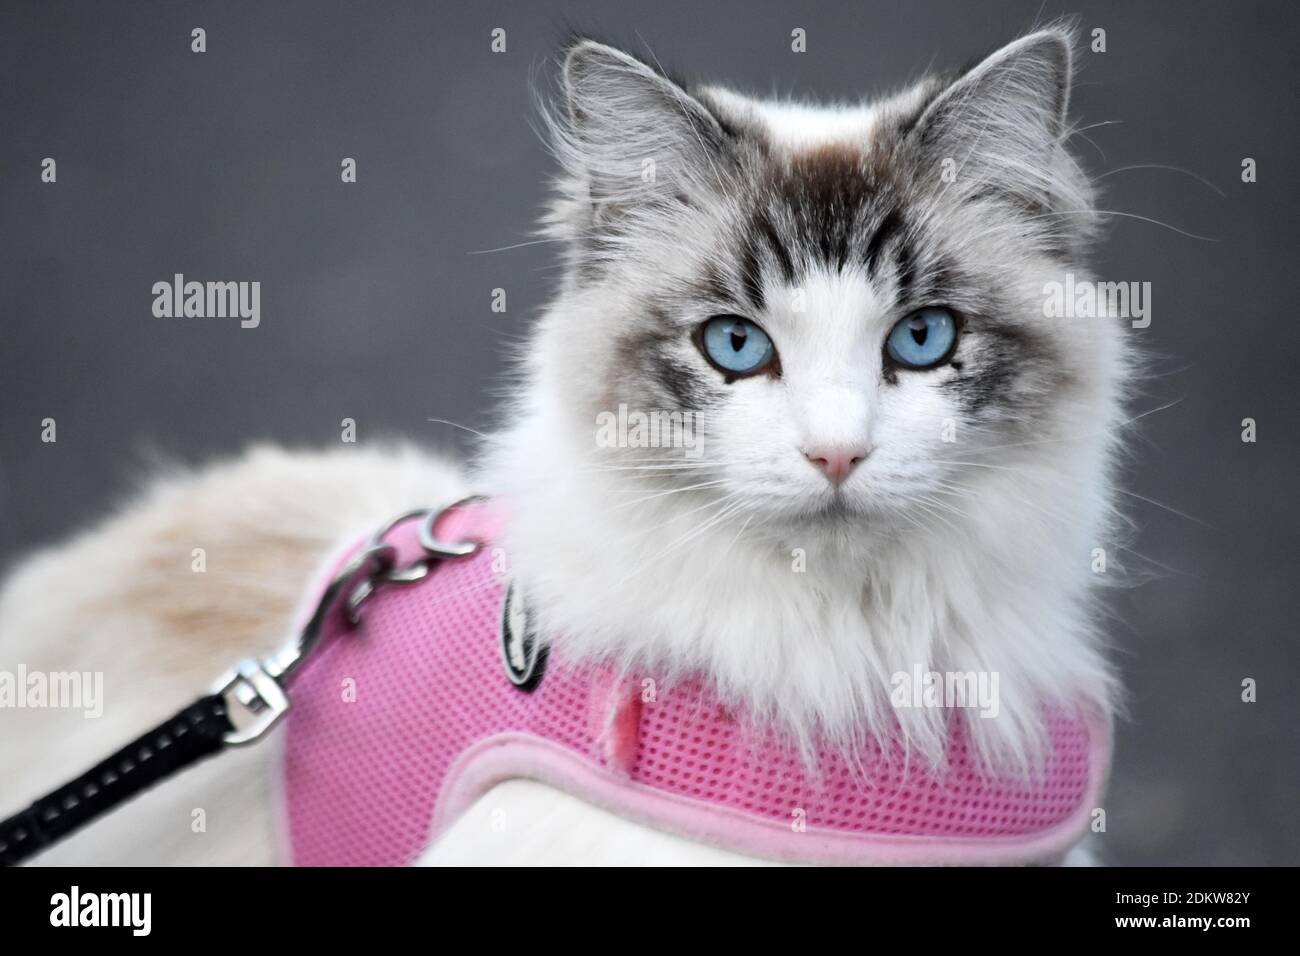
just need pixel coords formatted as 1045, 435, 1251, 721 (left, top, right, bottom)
0, 695, 233, 866
0, 501, 483, 866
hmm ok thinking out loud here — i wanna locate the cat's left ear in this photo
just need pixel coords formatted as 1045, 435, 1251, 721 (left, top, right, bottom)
909, 29, 1080, 209
558, 40, 731, 210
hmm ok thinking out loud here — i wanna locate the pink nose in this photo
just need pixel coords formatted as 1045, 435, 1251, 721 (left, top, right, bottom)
803, 446, 869, 486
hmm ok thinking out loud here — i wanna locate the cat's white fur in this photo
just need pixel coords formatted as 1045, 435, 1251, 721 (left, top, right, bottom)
496, 28, 1122, 768
0, 30, 1119, 865
479, 260, 1122, 771
702, 87, 885, 150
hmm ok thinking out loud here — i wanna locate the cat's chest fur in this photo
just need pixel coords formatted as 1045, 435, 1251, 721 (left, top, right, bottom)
486, 421, 1113, 770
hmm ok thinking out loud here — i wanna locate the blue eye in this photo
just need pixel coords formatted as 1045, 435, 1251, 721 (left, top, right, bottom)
699, 316, 776, 376
885, 307, 959, 369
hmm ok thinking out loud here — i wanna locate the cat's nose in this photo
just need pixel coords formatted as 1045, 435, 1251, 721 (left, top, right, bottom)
802, 445, 870, 486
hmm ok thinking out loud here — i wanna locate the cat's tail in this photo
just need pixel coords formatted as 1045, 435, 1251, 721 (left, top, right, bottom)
0, 443, 465, 863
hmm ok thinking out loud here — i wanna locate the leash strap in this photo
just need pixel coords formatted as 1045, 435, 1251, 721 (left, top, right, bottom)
0, 695, 232, 866
0, 499, 485, 867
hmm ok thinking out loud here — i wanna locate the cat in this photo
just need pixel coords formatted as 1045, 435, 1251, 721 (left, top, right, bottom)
0, 26, 1128, 865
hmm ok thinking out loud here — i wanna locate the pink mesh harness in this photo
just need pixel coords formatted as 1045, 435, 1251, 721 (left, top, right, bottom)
280, 502, 1110, 866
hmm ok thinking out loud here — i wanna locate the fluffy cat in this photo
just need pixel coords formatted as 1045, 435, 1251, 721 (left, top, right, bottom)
0, 27, 1127, 865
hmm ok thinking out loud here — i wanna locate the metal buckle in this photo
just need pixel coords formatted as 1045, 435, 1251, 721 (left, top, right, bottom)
213, 659, 291, 746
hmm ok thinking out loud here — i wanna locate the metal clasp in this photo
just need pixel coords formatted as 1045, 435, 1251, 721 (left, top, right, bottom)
212, 496, 487, 746
262, 539, 398, 683
214, 659, 291, 746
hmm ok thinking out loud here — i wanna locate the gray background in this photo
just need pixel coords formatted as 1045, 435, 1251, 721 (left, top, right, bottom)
2, 1, 1297, 865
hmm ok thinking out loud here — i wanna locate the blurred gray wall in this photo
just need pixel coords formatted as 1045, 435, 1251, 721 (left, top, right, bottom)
2, 0, 1297, 864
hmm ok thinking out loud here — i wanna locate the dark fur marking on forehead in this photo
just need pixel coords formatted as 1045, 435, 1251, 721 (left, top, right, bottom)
894, 240, 918, 301
736, 208, 799, 311
744, 142, 900, 289
781, 145, 877, 270
755, 210, 796, 283
864, 207, 903, 279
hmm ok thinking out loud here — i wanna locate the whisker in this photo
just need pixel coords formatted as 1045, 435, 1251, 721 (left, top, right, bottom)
614, 479, 730, 509
934, 400, 1184, 460
425, 418, 491, 440
618, 494, 746, 585
1115, 488, 1213, 529
1025, 207, 1217, 242
468, 236, 569, 255
1094, 163, 1225, 198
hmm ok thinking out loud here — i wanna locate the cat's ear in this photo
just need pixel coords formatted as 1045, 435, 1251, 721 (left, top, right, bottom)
558, 40, 730, 210
910, 29, 1079, 209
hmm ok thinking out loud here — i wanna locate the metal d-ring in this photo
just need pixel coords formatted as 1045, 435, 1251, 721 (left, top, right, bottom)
345, 498, 487, 623
346, 509, 434, 623
417, 495, 487, 559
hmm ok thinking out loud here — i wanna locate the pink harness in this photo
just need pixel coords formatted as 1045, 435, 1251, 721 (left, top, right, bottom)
280, 502, 1110, 865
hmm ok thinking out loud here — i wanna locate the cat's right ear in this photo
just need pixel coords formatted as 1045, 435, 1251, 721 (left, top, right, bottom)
557, 40, 731, 211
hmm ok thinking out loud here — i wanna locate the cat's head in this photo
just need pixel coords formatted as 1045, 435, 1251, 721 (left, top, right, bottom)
532, 28, 1121, 536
